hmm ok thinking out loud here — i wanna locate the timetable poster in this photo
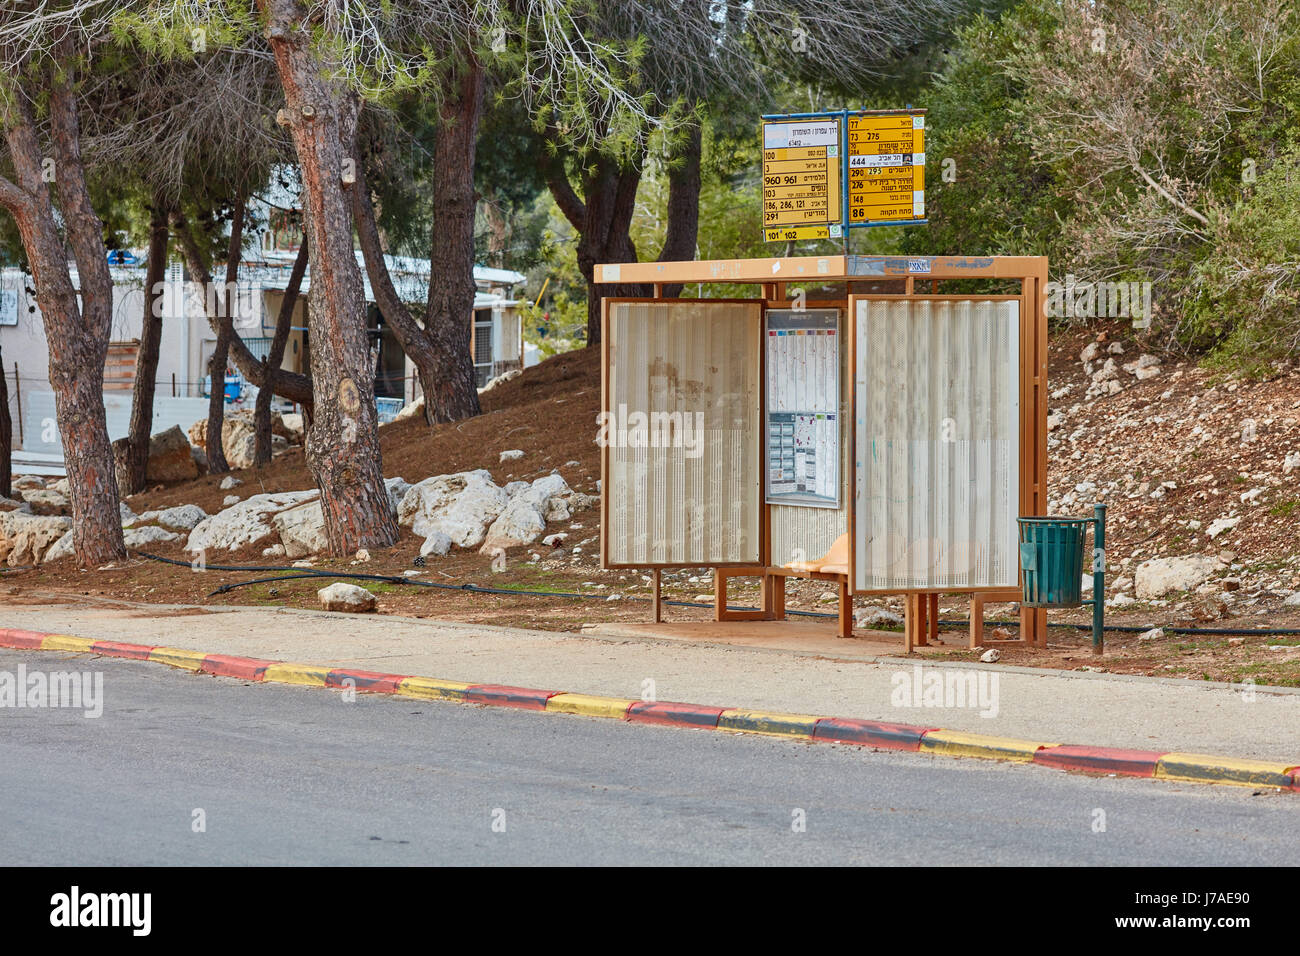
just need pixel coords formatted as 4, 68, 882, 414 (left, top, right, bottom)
764, 309, 840, 507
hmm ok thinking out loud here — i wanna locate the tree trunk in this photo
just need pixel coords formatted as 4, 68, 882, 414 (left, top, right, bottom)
174, 214, 314, 417
545, 149, 647, 347
123, 199, 170, 495
423, 56, 485, 421
261, 0, 398, 554
545, 122, 705, 346
0, 344, 11, 501
0, 75, 125, 565
202, 196, 246, 475
353, 59, 484, 426
657, 119, 703, 298
255, 238, 308, 466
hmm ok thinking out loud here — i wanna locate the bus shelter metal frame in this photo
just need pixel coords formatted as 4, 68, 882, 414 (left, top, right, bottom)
597, 254, 1050, 650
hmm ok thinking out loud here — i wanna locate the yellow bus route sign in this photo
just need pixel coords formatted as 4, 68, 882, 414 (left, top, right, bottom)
847, 112, 925, 224
761, 118, 842, 243
761, 109, 926, 242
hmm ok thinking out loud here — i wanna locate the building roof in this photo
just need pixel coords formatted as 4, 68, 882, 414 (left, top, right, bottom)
56, 249, 526, 308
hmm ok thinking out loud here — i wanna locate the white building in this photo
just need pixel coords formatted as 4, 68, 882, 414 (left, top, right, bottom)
0, 235, 524, 472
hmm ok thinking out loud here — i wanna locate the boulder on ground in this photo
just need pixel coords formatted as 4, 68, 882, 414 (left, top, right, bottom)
855, 606, 904, 629
123, 525, 182, 548
43, 530, 74, 563
278, 413, 305, 444
146, 425, 199, 483
397, 469, 507, 549
419, 530, 452, 557
186, 490, 320, 553
317, 581, 376, 613
227, 429, 287, 469
48, 478, 70, 496
157, 504, 207, 533
1135, 554, 1222, 599
385, 477, 411, 517
11, 475, 43, 491
0, 511, 72, 565
271, 500, 328, 559
191, 412, 287, 469
479, 474, 594, 553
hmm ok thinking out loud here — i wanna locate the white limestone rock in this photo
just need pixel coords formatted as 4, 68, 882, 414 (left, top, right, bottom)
397, 470, 507, 549
419, 531, 453, 557
1135, 555, 1222, 599
0, 511, 72, 565
271, 500, 329, 559
317, 582, 376, 613
479, 474, 571, 552
157, 504, 208, 533
123, 525, 182, 548
186, 490, 320, 553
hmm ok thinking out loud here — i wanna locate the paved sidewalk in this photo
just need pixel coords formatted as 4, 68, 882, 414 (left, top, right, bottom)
3, 599, 1296, 763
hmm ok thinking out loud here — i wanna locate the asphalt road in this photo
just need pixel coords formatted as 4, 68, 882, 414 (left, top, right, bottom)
0, 649, 1293, 866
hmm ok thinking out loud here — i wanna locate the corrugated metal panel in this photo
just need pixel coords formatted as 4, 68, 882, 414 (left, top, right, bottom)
854, 298, 1020, 591
769, 311, 850, 566
607, 301, 761, 565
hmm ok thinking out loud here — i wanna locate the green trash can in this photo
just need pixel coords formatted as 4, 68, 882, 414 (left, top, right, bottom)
1017, 517, 1090, 608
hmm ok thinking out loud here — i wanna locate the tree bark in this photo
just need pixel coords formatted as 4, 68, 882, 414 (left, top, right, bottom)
261, 0, 398, 554
656, 119, 703, 298
354, 56, 484, 425
0, 344, 11, 501
255, 237, 308, 466
422, 57, 484, 421
202, 196, 246, 475
123, 199, 170, 495
0, 74, 125, 565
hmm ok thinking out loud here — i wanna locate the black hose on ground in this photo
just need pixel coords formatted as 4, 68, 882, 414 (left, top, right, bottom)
131, 550, 1300, 637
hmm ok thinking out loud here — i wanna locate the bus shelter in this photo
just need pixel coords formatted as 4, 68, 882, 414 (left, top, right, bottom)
597, 254, 1049, 651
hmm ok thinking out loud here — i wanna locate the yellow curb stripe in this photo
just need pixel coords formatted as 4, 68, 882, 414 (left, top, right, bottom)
262, 663, 332, 687
717, 709, 820, 738
395, 676, 472, 701
40, 634, 96, 653
148, 646, 208, 672
1154, 753, 1297, 789
920, 730, 1056, 763
546, 693, 636, 720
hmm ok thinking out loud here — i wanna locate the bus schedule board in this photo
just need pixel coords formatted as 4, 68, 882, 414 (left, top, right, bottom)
761, 118, 842, 243
764, 308, 841, 508
847, 112, 925, 224
761, 108, 926, 242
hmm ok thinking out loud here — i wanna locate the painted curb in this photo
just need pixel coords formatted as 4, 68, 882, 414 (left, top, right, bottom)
1032, 745, 1163, 778
718, 708, 822, 738
1153, 752, 1300, 790
919, 729, 1056, 763
812, 717, 936, 751
626, 701, 725, 729
2, 626, 1296, 794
